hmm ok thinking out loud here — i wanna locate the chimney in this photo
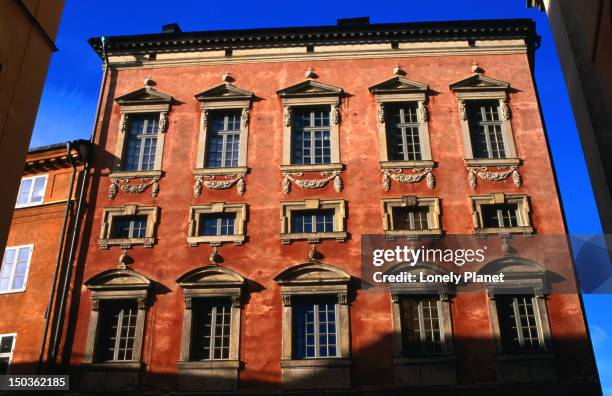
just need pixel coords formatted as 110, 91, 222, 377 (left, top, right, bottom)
162, 23, 182, 34
336, 17, 370, 26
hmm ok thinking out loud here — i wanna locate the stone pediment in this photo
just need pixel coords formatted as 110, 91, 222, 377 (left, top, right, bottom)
194, 83, 254, 102
274, 262, 351, 286
368, 76, 428, 94
115, 86, 173, 105
176, 265, 245, 289
478, 257, 545, 279
277, 80, 343, 98
449, 74, 510, 91
85, 268, 151, 291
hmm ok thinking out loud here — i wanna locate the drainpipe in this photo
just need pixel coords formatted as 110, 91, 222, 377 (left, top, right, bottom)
47, 36, 111, 367
36, 141, 77, 373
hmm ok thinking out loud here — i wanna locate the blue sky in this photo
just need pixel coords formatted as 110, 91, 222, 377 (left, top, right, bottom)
31, 0, 610, 392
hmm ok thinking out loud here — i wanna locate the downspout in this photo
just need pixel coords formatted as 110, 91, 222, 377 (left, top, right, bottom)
47, 36, 111, 366
36, 141, 77, 373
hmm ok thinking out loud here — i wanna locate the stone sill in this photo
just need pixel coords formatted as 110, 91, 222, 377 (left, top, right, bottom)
109, 170, 163, 178
193, 166, 248, 176
495, 351, 555, 362
80, 361, 143, 371
393, 354, 456, 365
280, 231, 347, 244
177, 360, 240, 370
384, 229, 442, 238
280, 358, 351, 368
187, 235, 245, 247
98, 237, 155, 249
380, 160, 435, 169
465, 158, 521, 167
280, 163, 343, 172
475, 226, 534, 236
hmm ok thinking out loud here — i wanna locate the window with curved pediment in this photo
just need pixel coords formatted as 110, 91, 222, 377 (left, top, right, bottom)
175, 265, 245, 392
274, 262, 351, 390
82, 268, 152, 367
479, 257, 557, 382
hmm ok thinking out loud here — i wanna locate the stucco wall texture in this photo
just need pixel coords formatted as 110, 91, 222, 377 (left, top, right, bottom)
70, 53, 597, 390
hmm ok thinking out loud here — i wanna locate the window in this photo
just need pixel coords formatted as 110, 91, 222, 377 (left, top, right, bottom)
0, 334, 16, 375
188, 204, 246, 246
199, 213, 236, 237
206, 111, 241, 168
177, 266, 244, 391
0, 245, 32, 293
294, 297, 337, 359
15, 175, 47, 207
99, 205, 158, 249
280, 199, 347, 243
467, 100, 506, 159
191, 299, 232, 360
496, 295, 543, 352
392, 206, 429, 231
387, 103, 422, 161
400, 296, 443, 354
381, 197, 441, 236
96, 300, 138, 362
110, 215, 148, 239
123, 114, 159, 171
292, 107, 331, 165
481, 203, 520, 228
291, 210, 334, 233
275, 263, 351, 390
471, 193, 532, 234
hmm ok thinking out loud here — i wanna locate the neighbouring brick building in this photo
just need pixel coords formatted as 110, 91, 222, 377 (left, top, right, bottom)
53, 18, 600, 394
0, 142, 87, 375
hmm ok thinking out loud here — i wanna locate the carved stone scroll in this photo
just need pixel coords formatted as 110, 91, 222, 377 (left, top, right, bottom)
241, 108, 249, 129
283, 106, 292, 127
467, 166, 521, 188
194, 174, 246, 197
331, 104, 340, 125
376, 102, 385, 124
381, 168, 435, 191
282, 171, 343, 194
109, 176, 160, 199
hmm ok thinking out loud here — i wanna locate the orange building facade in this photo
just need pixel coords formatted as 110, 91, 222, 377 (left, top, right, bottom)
57, 19, 600, 394
0, 142, 87, 375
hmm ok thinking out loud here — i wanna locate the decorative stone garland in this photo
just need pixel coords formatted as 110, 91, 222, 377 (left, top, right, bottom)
282, 171, 343, 194
109, 177, 160, 200
467, 166, 521, 189
194, 174, 245, 197
381, 168, 435, 191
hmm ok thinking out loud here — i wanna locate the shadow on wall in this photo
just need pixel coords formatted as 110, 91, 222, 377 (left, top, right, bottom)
7, 326, 602, 395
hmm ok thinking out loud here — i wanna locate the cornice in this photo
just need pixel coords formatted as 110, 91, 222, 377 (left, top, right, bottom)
89, 19, 537, 60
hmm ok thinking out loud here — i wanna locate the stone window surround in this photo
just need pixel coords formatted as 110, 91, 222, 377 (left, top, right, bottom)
274, 262, 352, 390
385, 262, 458, 386
98, 204, 159, 249
187, 203, 247, 246
195, 93, 251, 176
279, 95, 342, 173
15, 174, 48, 208
374, 92, 434, 169
455, 91, 519, 167
280, 199, 347, 244
111, 103, 170, 178
381, 196, 442, 236
176, 265, 244, 391
470, 193, 533, 235
81, 269, 151, 367
481, 259, 553, 356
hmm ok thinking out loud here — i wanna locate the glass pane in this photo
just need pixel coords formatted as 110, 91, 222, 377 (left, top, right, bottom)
467, 100, 506, 159
16, 179, 32, 205
0, 336, 13, 353
31, 177, 46, 203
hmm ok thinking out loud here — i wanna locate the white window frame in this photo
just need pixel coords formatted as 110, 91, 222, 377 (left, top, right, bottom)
15, 175, 47, 208
0, 244, 33, 294
0, 333, 16, 374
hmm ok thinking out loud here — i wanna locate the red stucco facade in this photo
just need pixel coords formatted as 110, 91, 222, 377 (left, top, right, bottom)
61, 19, 600, 394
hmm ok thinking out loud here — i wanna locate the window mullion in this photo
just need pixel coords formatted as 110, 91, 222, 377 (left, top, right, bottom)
113, 309, 123, 361
418, 301, 426, 352
209, 306, 217, 360
512, 298, 525, 348
314, 304, 320, 358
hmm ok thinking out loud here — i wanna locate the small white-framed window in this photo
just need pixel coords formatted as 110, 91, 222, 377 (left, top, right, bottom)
0, 333, 16, 375
15, 175, 47, 208
0, 245, 33, 293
